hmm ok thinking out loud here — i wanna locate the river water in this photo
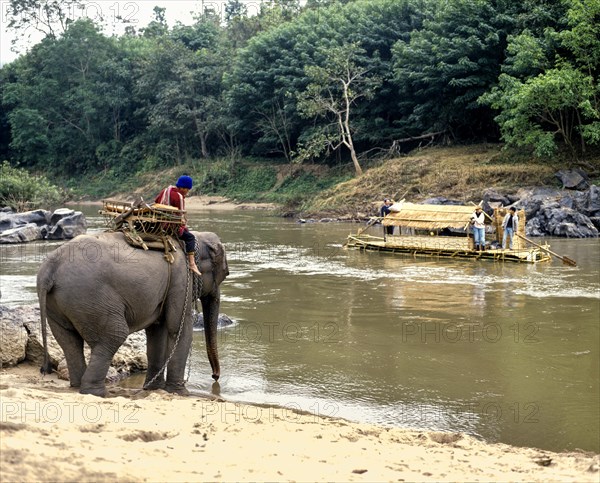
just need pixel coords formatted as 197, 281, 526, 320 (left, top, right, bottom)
1, 206, 598, 453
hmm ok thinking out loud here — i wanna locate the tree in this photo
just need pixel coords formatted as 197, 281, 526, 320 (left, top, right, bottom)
2, 19, 135, 173
142, 6, 169, 38
392, 0, 514, 140
226, 0, 425, 160
297, 44, 381, 176
254, 99, 295, 162
5, 0, 82, 42
480, 0, 600, 159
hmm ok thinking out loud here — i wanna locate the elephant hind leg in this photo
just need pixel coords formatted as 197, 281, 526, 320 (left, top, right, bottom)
47, 316, 86, 388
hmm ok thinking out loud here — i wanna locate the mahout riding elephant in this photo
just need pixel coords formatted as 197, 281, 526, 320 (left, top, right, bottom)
37, 231, 228, 397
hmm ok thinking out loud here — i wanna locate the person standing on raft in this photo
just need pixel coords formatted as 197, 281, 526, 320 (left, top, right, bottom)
155, 175, 202, 276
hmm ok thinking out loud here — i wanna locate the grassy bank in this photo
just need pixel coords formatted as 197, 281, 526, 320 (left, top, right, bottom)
304, 144, 566, 214
14, 144, 597, 213
68, 158, 351, 210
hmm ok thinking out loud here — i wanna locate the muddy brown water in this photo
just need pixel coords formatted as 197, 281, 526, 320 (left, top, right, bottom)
1, 206, 598, 452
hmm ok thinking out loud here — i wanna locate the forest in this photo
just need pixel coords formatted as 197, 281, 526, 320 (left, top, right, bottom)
0, 0, 598, 197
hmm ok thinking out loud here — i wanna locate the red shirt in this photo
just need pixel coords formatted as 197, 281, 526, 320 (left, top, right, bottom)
155, 186, 187, 235
155, 186, 186, 211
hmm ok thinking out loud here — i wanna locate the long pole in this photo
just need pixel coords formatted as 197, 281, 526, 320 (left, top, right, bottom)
515, 233, 577, 266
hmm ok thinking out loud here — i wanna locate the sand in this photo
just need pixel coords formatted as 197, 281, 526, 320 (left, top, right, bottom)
184, 195, 277, 211
68, 195, 278, 212
1, 364, 598, 482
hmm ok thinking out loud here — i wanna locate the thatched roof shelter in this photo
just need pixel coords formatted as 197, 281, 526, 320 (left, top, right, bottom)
382, 202, 479, 230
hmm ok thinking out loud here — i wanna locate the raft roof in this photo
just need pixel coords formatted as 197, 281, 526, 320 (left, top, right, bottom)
382, 202, 479, 230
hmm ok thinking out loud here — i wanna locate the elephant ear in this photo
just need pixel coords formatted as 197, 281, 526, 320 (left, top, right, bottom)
206, 239, 229, 285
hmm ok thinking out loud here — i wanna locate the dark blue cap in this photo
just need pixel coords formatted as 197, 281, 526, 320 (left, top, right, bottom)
176, 175, 193, 189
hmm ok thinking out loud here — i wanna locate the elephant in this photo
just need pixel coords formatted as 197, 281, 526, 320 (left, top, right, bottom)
37, 230, 228, 397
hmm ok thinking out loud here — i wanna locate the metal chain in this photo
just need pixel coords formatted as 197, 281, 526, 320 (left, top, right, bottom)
142, 244, 196, 391
186, 242, 203, 382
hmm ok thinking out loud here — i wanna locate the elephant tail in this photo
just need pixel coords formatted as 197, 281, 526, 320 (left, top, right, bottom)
37, 263, 55, 375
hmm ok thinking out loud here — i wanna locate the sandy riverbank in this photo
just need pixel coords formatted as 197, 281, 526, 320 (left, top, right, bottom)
67, 195, 278, 212
1, 364, 598, 482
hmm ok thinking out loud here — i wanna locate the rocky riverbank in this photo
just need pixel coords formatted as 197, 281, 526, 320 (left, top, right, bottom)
299, 183, 600, 239
0, 305, 147, 383
0, 304, 236, 383
0, 207, 87, 243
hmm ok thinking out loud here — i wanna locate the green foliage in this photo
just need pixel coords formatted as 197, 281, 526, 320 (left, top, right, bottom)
392, 0, 513, 138
480, 0, 600, 159
224, 166, 278, 198
0, 0, 595, 192
0, 161, 64, 210
269, 171, 351, 206
227, 0, 426, 158
201, 159, 235, 193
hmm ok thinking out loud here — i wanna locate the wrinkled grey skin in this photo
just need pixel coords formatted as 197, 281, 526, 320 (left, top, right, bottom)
37, 231, 228, 397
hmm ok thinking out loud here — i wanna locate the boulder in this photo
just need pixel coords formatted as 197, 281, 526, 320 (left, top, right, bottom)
193, 313, 235, 331
525, 217, 546, 238
422, 197, 463, 205
46, 212, 87, 240
0, 207, 86, 243
110, 332, 148, 375
21, 307, 70, 368
0, 210, 50, 232
0, 307, 28, 366
0, 223, 43, 244
0, 213, 16, 232
579, 185, 600, 216
14, 209, 51, 227
49, 208, 75, 226
555, 169, 590, 190
543, 205, 598, 237
482, 188, 510, 207
589, 217, 600, 230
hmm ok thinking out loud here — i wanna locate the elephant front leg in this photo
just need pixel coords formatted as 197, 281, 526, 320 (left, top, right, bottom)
144, 323, 167, 390
164, 315, 193, 395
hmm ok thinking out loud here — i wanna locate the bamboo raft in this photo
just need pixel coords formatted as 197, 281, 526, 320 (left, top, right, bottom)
346, 202, 552, 264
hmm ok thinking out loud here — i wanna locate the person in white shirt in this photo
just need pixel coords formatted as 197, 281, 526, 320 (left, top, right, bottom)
470, 206, 486, 251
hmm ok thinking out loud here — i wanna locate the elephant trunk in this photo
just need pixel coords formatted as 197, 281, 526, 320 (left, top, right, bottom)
201, 295, 220, 381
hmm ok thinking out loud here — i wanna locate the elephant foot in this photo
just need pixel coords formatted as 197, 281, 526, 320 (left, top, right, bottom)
165, 383, 190, 396
79, 386, 106, 398
143, 380, 166, 391
143, 379, 165, 391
